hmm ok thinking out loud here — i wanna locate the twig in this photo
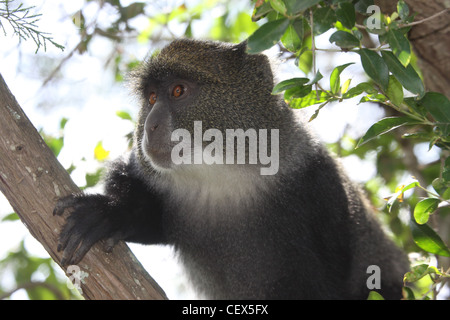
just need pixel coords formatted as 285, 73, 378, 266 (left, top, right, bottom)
0, 0, 64, 52
310, 10, 319, 100
0, 281, 66, 300
356, 8, 449, 30
399, 8, 449, 28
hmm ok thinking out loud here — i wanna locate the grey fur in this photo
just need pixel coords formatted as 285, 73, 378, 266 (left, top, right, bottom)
55, 39, 409, 299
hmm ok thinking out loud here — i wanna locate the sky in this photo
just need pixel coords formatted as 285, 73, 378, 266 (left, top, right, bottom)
0, 0, 443, 299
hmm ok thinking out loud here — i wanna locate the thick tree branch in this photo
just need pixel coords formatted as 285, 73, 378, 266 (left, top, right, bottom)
0, 73, 167, 300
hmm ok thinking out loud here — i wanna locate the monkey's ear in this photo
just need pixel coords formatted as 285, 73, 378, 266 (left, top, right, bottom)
232, 40, 248, 55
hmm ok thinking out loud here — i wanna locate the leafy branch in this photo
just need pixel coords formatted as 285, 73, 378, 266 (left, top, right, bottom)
0, 0, 64, 53
355, 7, 450, 30
247, 0, 450, 299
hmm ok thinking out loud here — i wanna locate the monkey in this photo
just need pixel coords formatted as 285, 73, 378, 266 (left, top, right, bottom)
54, 39, 409, 299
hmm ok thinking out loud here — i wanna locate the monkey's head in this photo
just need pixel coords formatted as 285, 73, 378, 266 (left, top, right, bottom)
130, 39, 286, 172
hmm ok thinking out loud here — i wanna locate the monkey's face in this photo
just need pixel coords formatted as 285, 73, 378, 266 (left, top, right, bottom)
140, 76, 200, 170
132, 39, 279, 173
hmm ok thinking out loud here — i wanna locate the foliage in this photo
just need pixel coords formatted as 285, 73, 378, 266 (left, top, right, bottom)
248, 0, 449, 299
0, 0, 64, 52
0, 240, 80, 299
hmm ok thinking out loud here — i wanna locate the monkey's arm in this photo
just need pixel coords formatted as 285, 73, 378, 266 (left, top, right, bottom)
53, 158, 164, 266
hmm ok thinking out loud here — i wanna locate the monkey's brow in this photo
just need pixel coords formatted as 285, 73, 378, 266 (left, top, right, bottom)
146, 63, 219, 84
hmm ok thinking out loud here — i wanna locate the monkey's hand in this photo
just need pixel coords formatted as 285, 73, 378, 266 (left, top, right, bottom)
53, 194, 127, 266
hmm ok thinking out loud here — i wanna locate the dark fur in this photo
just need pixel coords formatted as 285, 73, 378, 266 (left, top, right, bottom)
54, 39, 409, 299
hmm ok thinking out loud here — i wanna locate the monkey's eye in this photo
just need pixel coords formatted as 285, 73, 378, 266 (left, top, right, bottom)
149, 92, 157, 105
172, 85, 185, 98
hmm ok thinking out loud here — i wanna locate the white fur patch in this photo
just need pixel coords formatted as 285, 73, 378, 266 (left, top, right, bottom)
155, 164, 270, 216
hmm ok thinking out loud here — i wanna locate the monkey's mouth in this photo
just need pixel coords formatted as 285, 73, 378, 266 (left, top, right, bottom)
142, 136, 175, 169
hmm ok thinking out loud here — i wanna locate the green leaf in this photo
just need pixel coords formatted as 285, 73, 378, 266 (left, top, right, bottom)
313, 7, 336, 35
275, 72, 322, 98
386, 75, 403, 106
359, 93, 387, 104
410, 221, 450, 257
341, 79, 351, 94
329, 30, 360, 49
352, 29, 363, 41
404, 97, 427, 117
386, 181, 420, 211
116, 110, 133, 121
397, 0, 410, 21
292, 18, 306, 40
336, 2, 355, 29
330, 62, 354, 94
419, 92, 450, 124
356, 117, 419, 148
420, 92, 450, 136
432, 178, 450, 195
358, 49, 389, 91
309, 100, 332, 122
381, 50, 425, 97
387, 29, 411, 67
402, 287, 415, 300
444, 158, 450, 183
1, 212, 19, 222
85, 168, 105, 188
252, 1, 273, 21
281, 23, 303, 52
41, 132, 64, 157
247, 18, 290, 53
269, 0, 287, 14
414, 198, 440, 225
355, 0, 374, 14
285, 84, 312, 100
272, 77, 310, 94
284, 0, 321, 14
308, 71, 323, 85
404, 264, 440, 283
288, 90, 329, 109
297, 52, 313, 74
343, 82, 377, 99
60, 117, 68, 130
367, 291, 384, 300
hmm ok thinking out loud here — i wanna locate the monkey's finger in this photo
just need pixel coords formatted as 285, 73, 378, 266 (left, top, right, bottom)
60, 231, 83, 266
57, 217, 79, 252
68, 224, 109, 264
103, 232, 124, 253
53, 195, 78, 216
69, 237, 99, 265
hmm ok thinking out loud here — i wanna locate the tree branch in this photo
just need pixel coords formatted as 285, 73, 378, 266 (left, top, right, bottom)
398, 8, 449, 28
0, 73, 167, 300
0, 281, 65, 300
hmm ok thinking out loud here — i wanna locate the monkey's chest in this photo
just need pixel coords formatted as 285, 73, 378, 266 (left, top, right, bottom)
172, 210, 281, 299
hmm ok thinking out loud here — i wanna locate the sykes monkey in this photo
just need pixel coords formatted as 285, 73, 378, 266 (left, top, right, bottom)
54, 39, 409, 299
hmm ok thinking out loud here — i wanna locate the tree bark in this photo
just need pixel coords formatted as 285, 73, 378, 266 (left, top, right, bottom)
0, 73, 167, 300
376, 0, 450, 273
376, 0, 450, 96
